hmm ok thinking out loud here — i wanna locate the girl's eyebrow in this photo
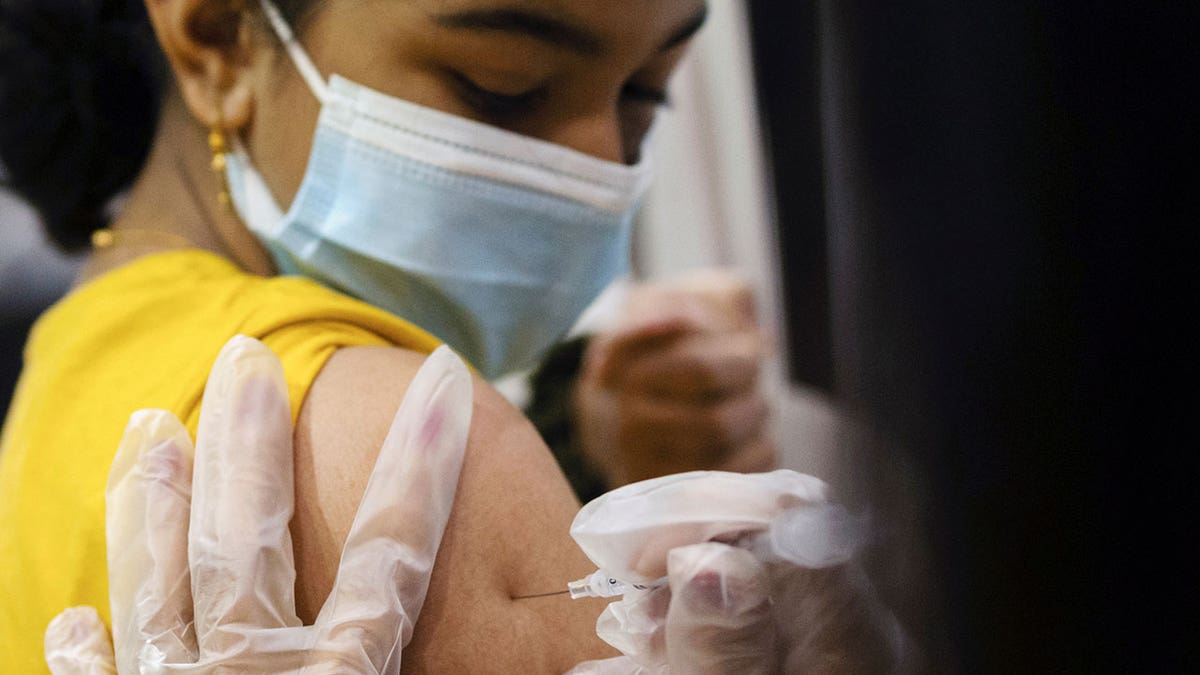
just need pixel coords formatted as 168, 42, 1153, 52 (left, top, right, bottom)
433, 7, 607, 57
432, 4, 708, 58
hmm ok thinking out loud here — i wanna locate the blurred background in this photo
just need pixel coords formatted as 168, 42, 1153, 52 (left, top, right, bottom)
0, 187, 79, 414
3, 0, 1195, 670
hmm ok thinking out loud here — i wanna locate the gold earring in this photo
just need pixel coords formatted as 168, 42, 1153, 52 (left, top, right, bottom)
208, 113, 232, 210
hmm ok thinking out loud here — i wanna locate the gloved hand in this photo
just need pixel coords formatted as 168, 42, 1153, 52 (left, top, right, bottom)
566, 471, 905, 674
43, 335, 474, 674
574, 269, 776, 486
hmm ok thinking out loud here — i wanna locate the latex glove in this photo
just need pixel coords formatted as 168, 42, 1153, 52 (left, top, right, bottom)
575, 269, 777, 486
566, 471, 903, 674
44, 335, 473, 674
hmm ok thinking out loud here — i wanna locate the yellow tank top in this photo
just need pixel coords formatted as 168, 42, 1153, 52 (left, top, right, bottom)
0, 249, 441, 673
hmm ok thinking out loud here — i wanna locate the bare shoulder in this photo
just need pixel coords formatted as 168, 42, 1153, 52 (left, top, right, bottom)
293, 345, 615, 673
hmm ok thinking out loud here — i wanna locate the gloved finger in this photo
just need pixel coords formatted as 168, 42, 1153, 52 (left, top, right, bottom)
190, 335, 300, 656
594, 585, 672, 670
313, 345, 473, 667
769, 562, 903, 673
106, 410, 197, 670
571, 471, 829, 583
621, 331, 765, 401
44, 607, 117, 675
665, 542, 775, 675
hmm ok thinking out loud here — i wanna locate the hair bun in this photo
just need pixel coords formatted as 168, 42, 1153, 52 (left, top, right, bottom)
0, 0, 166, 251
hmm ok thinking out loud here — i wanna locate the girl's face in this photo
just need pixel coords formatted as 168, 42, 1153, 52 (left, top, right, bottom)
223, 0, 706, 208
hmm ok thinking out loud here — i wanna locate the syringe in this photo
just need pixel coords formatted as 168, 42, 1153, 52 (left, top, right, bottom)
566, 502, 866, 600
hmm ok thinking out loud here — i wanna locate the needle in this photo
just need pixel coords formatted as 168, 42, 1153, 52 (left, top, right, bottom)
511, 586, 571, 595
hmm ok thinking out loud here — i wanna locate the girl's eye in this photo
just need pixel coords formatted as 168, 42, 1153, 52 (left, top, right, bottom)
622, 82, 672, 109
450, 71, 546, 118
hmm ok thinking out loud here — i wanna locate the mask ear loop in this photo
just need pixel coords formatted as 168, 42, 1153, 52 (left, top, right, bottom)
257, 0, 330, 103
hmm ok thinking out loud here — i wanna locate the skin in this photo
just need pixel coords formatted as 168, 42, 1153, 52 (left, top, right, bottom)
82, 0, 706, 670
296, 346, 614, 671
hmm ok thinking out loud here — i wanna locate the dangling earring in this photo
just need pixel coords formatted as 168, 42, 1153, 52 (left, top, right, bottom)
208, 112, 232, 210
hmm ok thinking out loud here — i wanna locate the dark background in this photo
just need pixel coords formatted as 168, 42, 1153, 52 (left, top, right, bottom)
753, 1, 1197, 670
0, 317, 31, 416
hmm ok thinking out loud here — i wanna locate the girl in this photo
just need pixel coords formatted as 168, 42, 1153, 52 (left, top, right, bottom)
0, 0, 704, 670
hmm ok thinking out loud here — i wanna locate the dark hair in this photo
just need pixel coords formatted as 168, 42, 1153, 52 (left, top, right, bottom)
0, 0, 313, 251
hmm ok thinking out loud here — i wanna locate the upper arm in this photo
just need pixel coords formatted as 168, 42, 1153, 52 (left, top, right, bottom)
292, 346, 616, 673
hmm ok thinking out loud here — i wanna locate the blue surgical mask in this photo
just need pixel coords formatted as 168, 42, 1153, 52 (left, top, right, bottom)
227, 0, 652, 379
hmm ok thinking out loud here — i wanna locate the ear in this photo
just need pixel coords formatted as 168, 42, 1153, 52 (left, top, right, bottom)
143, 0, 265, 131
